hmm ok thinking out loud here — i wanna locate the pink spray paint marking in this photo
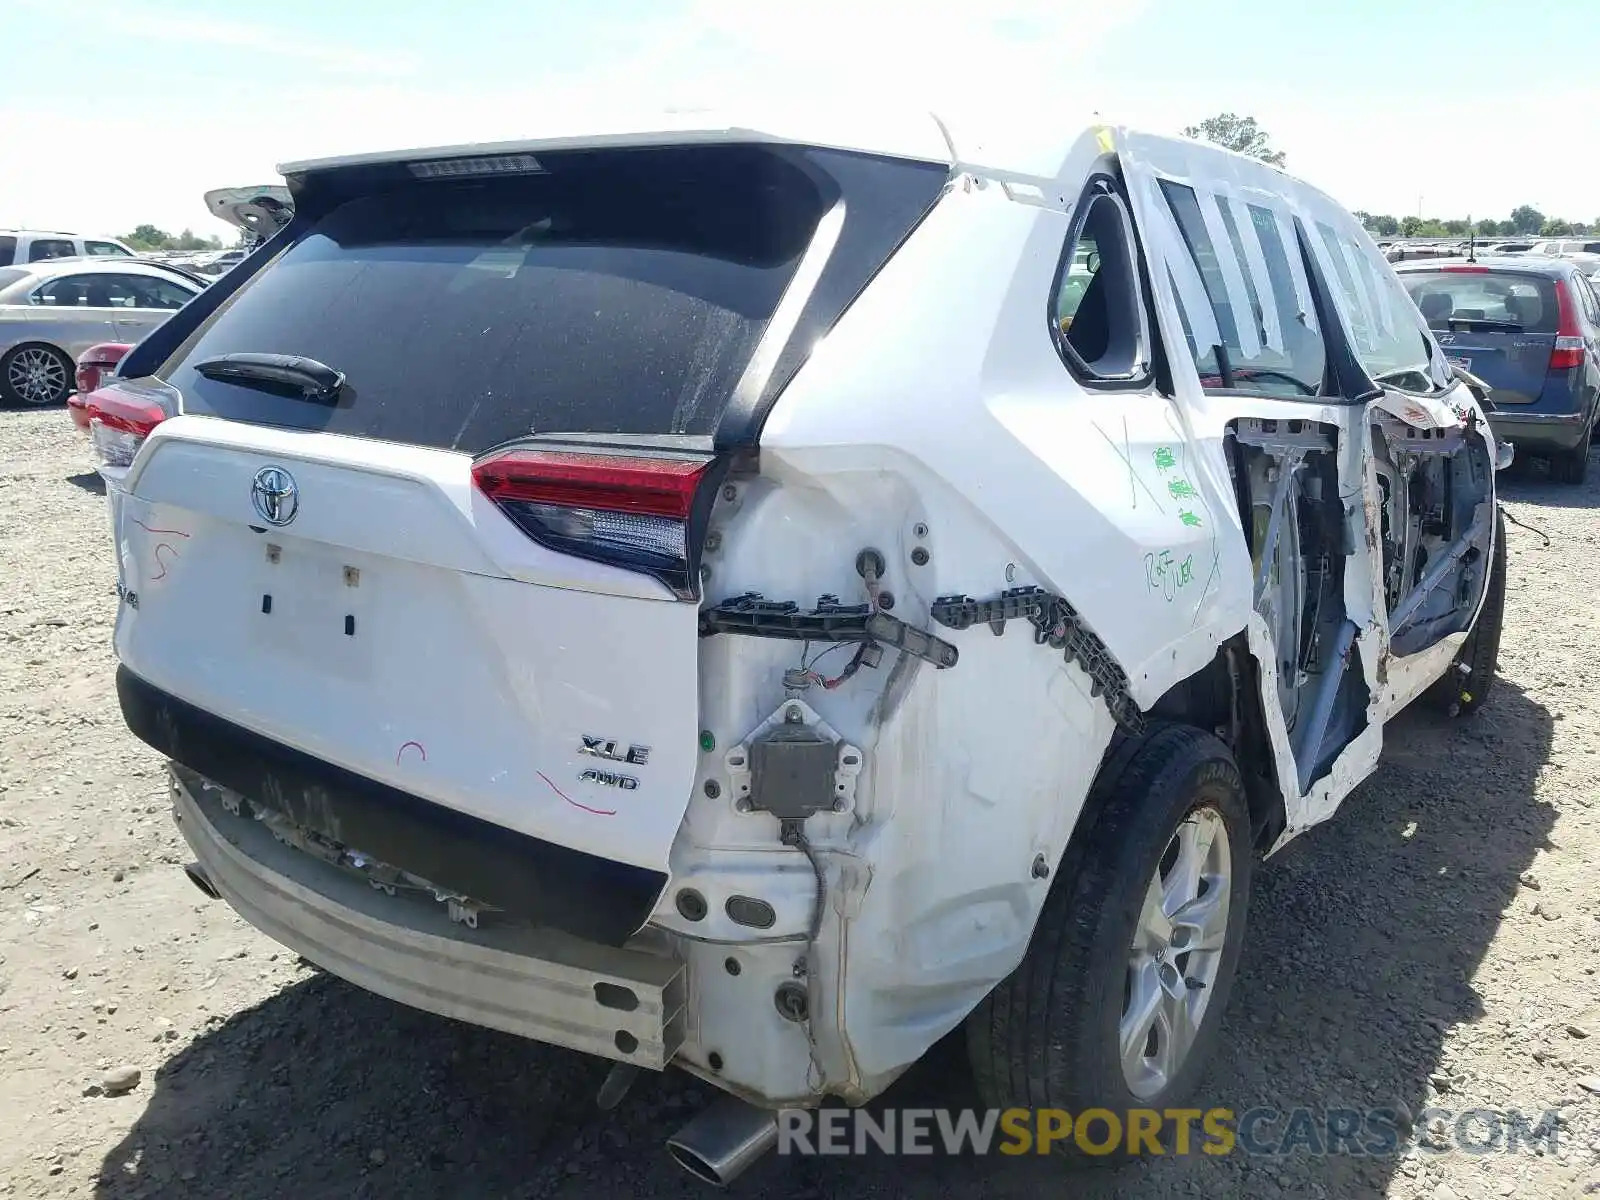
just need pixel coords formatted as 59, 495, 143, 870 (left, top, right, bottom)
538, 770, 616, 817
150, 543, 178, 581
132, 518, 190, 539
395, 741, 427, 765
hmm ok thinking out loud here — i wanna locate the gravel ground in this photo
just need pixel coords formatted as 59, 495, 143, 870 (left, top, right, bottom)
3, 407, 1599, 1200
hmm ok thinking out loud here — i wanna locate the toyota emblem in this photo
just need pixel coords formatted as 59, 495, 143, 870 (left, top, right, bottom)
251, 466, 299, 526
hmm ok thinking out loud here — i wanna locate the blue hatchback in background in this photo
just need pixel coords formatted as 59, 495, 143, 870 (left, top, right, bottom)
1396, 257, 1600, 483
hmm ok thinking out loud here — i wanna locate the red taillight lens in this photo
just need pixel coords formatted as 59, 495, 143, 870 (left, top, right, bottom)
1439, 265, 1489, 273
1551, 281, 1585, 370
472, 448, 716, 598
74, 342, 133, 396
86, 384, 168, 468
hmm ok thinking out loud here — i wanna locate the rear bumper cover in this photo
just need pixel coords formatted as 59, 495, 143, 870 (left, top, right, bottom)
117, 667, 666, 946
171, 771, 686, 1067
1488, 410, 1590, 452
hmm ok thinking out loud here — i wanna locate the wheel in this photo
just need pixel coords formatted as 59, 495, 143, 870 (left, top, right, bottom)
1428, 508, 1506, 716
965, 723, 1252, 1157
0, 343, 73, 407
1551, 442, 1590, 484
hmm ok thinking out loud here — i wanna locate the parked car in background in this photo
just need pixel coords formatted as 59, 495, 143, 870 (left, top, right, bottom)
204, 184, 293, 246
1485, 241, 1534, 255
0, 259, 202, 406
1397, 257, 1600, 480
68, 343, 133, 431
1530, 238, 1600, 257
0, 230, 136, 265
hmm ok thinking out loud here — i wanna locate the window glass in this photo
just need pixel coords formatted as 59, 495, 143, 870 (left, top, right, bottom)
85, 241, 129, 257
1159, 181, 1324, 397
1576, 273, 1600, 327
1401, 271, 1558, 334
1314, 221, 1436, 389
0, 236, 15, 266
34, 276, 94, 305
118, 275, 195, 309
33, 274, 158, 307
1049, 184, 1150, 383
28, 239, 77, 262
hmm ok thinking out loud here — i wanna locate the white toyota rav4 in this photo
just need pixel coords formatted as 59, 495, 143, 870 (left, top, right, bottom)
89, 108, 1508, 1183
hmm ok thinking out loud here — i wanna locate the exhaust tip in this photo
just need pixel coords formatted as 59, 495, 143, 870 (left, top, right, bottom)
665, 1095, 779, 1188
664, 1142, 728, 1188
183, 862, 220, 900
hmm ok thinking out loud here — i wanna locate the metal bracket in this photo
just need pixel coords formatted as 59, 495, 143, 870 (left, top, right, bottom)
930, 587, 1145, 734
700, 593, 958, 669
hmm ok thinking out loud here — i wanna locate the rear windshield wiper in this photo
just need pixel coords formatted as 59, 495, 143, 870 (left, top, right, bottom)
1440, 318, 1522, 333
193, 352, 345, 402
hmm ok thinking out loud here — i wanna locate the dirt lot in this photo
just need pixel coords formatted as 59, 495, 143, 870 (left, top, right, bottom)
3, 408, 1600, 1200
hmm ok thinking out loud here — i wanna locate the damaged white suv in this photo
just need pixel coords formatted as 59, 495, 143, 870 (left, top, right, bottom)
91, 109, 1507, 1183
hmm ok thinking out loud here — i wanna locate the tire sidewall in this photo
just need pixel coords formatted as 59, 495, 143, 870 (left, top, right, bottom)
1074, 738, 1253, 1115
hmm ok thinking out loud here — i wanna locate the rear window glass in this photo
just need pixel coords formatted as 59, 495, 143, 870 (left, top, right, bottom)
1399, 271, 1559, 334
0, 236, 15, 267
162, 147, 838, 452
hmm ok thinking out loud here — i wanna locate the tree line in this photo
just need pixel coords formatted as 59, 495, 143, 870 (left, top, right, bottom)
122, 224, 229, 253
1351, 209, 1597, 240
1182, 115, 1596, 239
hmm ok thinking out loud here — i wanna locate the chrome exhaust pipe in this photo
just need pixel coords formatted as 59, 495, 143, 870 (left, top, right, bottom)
666, 1095, 779, 1187
183, 862, 220, 900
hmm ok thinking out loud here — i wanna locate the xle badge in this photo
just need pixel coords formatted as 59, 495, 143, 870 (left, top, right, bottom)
580, 769, 638, 790
579, 736, 650, 766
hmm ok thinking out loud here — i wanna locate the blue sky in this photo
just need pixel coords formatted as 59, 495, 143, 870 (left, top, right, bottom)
3, 0, 1596, 238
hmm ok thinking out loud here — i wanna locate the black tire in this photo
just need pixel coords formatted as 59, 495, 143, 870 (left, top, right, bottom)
1428, 508, 1507, 716
1551, 442, 1590, 484
0, 343, 74, 408
965, 723, 1252, 1159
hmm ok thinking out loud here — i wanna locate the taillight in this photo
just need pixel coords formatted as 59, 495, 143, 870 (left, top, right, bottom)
86, 384, 169, 468
74, 342, 132, 396
472, 447, 718, 598
1439, 265, 1489, 273
73, 343, 134, 432
1551, 281, 1585, 370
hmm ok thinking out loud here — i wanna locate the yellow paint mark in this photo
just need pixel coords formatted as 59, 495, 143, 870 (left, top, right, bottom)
1095, 127, 1115, 154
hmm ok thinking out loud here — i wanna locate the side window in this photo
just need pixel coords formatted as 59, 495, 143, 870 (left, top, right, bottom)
1159, 181, 1325, 397
123, 276, 196, 310
35, 274, 140, 307
28, 239, 77, 263
1313, 220, 1437, 391
1048, 177, 1151, 385
85, 241, 129, 257
0, 236, 15, 266
1577, 274, 1600, 329
33, 276, 94, 306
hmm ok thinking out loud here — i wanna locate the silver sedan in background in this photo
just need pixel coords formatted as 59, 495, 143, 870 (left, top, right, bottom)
0, 259, 202, 406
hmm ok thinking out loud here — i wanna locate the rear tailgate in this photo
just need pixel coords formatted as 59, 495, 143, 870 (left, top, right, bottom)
115, 416, 701, 870
106, 140, 950, 936
1401, 268, 1559, 408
